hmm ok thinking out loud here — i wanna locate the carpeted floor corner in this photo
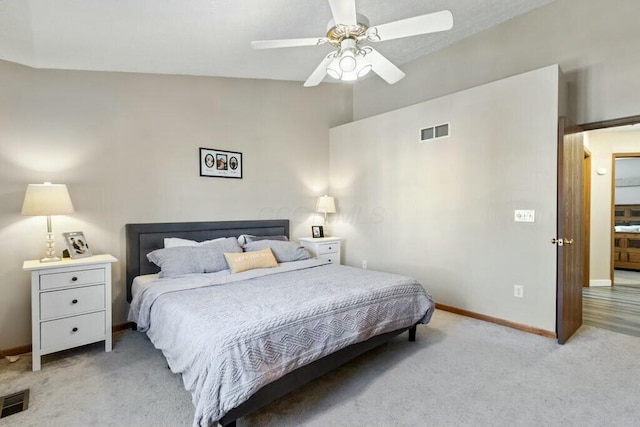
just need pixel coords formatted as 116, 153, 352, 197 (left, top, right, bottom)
2, 310, 640, 426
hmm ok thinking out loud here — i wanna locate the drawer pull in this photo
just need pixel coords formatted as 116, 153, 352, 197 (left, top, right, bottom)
328, 246, 332, 250
72, 327, 78, 333
72, 299, 78, 304
71, 277, 78, 282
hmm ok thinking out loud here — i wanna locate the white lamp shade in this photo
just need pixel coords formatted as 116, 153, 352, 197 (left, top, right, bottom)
21, 183, 75, 216
316, 195, 336, 214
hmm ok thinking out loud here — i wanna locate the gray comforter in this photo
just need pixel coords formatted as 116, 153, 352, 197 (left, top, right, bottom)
128, 259, 434, 427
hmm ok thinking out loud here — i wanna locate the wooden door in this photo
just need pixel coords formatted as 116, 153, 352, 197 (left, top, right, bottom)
556, 116, 584, 344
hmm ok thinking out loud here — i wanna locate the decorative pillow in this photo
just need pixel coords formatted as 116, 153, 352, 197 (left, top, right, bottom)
147, 237, 242, 278
164, 237, 225, 248
237, 234, 289, 246
243, 240, 310, 263
224, 248, 279, 274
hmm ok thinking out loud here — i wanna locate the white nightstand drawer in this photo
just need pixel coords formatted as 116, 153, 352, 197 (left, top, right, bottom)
299, 237, 342, 266
40, 268, 105, 290
318, 253, 339, 264
40, 312, 105, 351
40, 285, 105, 320
317, 243, 339, 255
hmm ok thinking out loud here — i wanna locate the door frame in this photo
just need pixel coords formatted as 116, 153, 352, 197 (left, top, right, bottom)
556, 114, 640, 341
583, 146, 591, 287
579, 114, 640, 288
579, 114, 640, 132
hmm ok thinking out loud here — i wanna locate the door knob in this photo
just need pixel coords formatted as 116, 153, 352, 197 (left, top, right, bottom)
551, 238, 573, 246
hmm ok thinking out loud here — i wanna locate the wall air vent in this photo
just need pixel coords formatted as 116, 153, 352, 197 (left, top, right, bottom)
0, 389, 29, 419
420, 123, 449, 142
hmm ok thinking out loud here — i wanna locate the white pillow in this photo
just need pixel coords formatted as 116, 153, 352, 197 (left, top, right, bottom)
237, 234, 289, 246
164, 237, 226, 248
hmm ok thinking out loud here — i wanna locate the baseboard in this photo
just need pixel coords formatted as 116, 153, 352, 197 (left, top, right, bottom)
1, 344, 31, 358
113, 322, 135, 333
589, 279, 611, 287
1, 322, 135, 357
435, 303, 556, 339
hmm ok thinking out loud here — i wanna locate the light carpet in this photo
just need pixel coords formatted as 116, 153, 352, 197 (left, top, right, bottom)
1, 310, 639, 427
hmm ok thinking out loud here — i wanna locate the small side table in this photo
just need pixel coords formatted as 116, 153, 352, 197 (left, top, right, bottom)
299, 237, 342, 265
23, 254, 117, 371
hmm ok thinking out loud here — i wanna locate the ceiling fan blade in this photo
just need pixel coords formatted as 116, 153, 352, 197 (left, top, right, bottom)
328, 0, 357, 26
369, 10, 453, 42
251, 37, 328, 50
304, 54, 335, 87
366, 48, 406, 84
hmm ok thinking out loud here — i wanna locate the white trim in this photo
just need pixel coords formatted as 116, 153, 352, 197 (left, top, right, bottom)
589, 279, 611, 287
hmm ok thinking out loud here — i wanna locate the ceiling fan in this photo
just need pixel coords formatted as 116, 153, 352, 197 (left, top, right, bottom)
251, 0, 453, 87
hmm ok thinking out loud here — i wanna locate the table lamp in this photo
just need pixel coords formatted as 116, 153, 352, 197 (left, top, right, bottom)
316, 195, 336, 224
21, 182, 74, 262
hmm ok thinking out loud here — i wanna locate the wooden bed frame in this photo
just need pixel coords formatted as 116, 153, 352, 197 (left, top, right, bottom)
125, 219, 417, 427
613, 205, 640, 271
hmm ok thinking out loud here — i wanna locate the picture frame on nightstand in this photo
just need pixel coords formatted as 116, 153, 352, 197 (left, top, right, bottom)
62, 231, 92, 258
311, 225, 324, 238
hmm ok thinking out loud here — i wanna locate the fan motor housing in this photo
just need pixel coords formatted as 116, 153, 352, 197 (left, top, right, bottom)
326, 14, 370, 47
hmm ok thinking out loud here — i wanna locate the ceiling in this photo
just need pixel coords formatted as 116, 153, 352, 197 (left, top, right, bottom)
0, 0, 555, 83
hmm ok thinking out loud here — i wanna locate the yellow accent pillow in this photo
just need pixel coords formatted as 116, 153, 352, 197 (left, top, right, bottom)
224, 248, 279, 274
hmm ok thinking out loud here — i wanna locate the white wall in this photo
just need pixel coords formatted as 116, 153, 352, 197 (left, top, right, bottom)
0, 59, 353, 349
353, 0, 640, 125
330, 65, 561, 332
588, 131, 640, 283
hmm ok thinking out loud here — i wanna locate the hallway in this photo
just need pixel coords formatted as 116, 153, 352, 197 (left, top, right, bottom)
583, 270, 640, 336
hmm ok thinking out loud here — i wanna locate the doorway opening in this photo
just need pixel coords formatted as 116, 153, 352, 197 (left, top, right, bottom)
579, 115, 640, 336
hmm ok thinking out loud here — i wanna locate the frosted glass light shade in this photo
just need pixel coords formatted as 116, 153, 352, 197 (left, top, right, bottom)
21, 183, 74, 216
316, 195, 336, 214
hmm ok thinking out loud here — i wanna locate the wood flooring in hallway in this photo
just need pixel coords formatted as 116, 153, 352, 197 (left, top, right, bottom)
583, 270, 640, 337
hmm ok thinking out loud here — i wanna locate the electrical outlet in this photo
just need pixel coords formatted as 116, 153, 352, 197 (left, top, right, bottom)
514, 285, 524, 298
362, 260, 368, 269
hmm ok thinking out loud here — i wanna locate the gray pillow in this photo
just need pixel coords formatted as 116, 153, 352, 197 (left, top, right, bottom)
147, 237, 242, 278
237, 234, 289, 246
243, 240, 310, 263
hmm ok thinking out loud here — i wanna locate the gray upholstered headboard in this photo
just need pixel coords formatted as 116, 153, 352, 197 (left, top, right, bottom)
125, 219, 289, 302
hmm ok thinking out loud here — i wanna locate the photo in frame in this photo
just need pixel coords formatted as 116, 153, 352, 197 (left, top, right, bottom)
200, 148, 243, 179
312, 225, 324, 238
62, 231, 92, 258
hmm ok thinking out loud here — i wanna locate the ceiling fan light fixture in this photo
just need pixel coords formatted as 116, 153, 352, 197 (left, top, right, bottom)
357, 63, 372, 78
326, 56, 342, 79
327, 67, 341, 80
339, 50, 357, 72
355, 49, 372, 78
326, 48, 371, 82
341, 70, 358, 81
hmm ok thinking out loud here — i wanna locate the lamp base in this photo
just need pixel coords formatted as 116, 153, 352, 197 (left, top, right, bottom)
40, 256, 61, 263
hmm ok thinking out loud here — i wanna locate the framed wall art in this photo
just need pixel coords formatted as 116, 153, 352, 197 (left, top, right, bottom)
62, 231, 92, 258
200, 148, 243, 179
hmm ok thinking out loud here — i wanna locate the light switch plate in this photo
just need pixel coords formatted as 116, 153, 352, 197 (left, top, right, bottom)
514, 209, 535, 222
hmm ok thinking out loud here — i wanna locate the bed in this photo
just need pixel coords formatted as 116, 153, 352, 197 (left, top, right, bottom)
126, 220, 434, 427
614, 205, 640, 271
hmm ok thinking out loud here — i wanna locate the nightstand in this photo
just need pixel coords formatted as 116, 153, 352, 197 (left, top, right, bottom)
23, 254, 117, 371
299, 237, 342, 265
